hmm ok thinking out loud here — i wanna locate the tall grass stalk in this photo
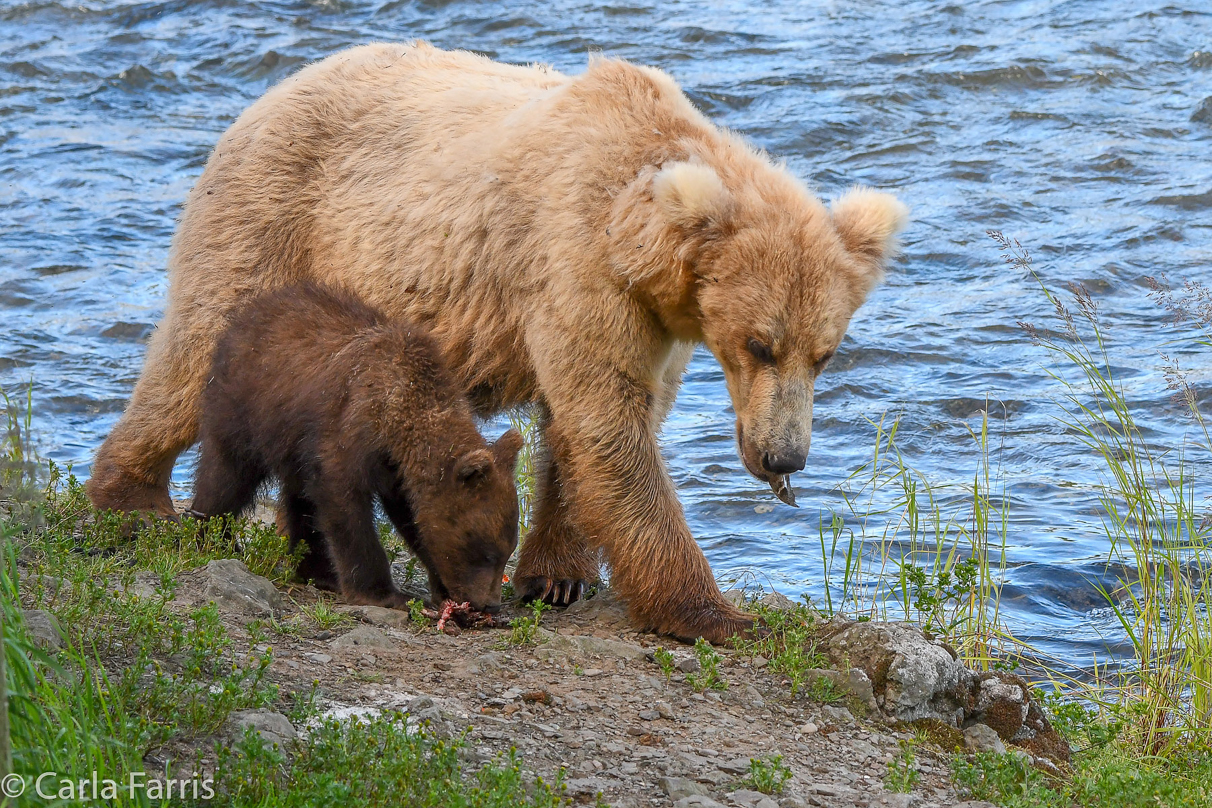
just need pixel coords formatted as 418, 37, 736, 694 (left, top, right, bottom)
813, 408, 1012, 670
992, 231, 1211, 757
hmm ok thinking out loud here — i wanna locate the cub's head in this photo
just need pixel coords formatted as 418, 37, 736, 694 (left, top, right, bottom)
651, 160, 908, 503
410, 428, 524, 613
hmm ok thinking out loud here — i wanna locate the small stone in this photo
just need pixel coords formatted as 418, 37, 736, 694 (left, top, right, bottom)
753, 656, 769, 669
656, 701, 675, 720
820, 705, 854, 725
758, 591, 797, 611
304, 652, 332, 664
963, 723, 1006, 755
22, 609, 63, 650
800, 722, 818, 734
582, 668, 604, 677
639, 709, 660, 721
202, 559, 283, 618
717, 757, 751, 775
332, 625, 396, 649
674, 797, 727, 808
225, 710, 296, 750
659, 776, 709, 800
677, 657, 701, 674
872, 794, 915, 807
545, 632, 647, 661
729, 789, 774, 807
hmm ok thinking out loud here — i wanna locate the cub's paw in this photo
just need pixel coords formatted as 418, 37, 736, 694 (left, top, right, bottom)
516, 576, 586, 608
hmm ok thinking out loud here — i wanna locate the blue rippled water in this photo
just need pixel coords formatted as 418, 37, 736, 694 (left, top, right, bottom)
2, 0, 1210, 670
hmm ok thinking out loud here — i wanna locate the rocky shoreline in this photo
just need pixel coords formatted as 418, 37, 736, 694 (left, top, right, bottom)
17, 552, 1073, 808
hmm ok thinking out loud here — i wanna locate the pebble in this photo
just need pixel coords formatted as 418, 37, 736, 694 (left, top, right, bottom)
677, 657, 701, 673
963, 723, 1006, 754
304, 652, 332, 664
659, 776, 708, 800
638, 709, 659, 721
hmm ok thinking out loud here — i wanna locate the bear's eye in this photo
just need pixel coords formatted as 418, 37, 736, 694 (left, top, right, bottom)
747, 338, 775, 365
814, 351, 835, 373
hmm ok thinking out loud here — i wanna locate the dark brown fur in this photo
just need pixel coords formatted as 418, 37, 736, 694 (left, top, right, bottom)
191, 283, 523, 612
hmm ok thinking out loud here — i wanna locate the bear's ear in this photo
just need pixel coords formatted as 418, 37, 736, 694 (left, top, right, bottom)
830, 187, 909, 291
653, 161, 732, 229
492, 428, 524, 473
455, 448, 495, 485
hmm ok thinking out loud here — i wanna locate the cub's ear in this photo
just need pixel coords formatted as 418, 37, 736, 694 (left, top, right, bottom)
492, 428, 524, 473
830, 187, 909, 293
653, 161, 731, 229
455, 448, 495, 485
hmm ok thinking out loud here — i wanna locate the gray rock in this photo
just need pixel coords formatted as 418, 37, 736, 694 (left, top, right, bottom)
656, 700, 676, 720
717, 757, 751, 775
226, 709, 295, 750
821, 620, 971, 724
545, 632, 647, 662
678, 656, 701, 673
721, 589, 748, 607
343, 605, 413, 630
660, 776, 709, 800
22, 609, 63, 650
461, 652, 505, 675
872, 795, 916, 808
799, 668, 877, 712
638, 709, 659, 721
758, 591, 797, 612
202, 559, 282, 618
778, 798, 808, 808
303, 652, 332, 664
963, 723, 1006, 754
674, 797, 727, 808
820, 705, 855, 725
951, 803, 998, 808
729, 789, 778, 807
332, 625, 396, 649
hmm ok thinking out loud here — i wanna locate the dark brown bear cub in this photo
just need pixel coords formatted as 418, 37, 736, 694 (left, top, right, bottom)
191, 283, 523, 614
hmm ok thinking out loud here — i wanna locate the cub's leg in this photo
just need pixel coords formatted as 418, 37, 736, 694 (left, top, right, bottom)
314, 485, 408, 610
514, 418, 601, 607
191, 435, 265, 519
278, 482, 338, 592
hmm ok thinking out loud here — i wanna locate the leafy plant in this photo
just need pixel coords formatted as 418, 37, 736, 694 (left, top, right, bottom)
884, 740, 920, 793
686, 637, 727, 692
506, 600, 550, 646
744, 754, 791, 795
653, 647, 675, 680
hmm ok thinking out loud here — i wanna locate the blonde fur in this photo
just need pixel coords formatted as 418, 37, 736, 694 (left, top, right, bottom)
86, 42, 907, 642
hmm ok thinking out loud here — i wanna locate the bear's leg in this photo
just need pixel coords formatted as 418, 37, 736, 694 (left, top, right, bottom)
514, 422, 601, 607
532, 375, 754, 645
314, 488, 409, 610
88, 303, 222, 517
278, 487, 339, 592
190, 435, 265, 519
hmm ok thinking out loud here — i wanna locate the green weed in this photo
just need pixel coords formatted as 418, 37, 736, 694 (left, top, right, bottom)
686, 637, 727, 692
884, 740, 920, 793
731, 600, 824, 696
506, 600, 550, 646
744, 754, 791, 795
653, 647, 675, 680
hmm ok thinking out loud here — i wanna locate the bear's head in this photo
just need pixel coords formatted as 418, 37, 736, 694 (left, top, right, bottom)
649, 160, 908, 503
410, 428, 524, 613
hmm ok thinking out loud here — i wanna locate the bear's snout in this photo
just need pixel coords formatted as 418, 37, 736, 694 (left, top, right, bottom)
761, 449, 806, 476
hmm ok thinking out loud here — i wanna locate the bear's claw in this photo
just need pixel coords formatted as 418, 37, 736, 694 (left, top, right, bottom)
518, 576, 585, 608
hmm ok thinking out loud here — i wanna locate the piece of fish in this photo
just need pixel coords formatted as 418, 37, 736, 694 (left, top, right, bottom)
770, 474, 797, 507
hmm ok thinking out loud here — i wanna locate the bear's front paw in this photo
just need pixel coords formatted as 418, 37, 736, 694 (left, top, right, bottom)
516, 576, 586, 608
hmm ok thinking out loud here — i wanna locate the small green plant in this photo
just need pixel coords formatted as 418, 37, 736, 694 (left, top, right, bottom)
408, 598, 428, 628
732, 601, 824, 696
301, 598, 354, 631
506, 600, 550, 646
686, 637, 727, 692
884, 740, 920, 793
745, 754, 791, 795
653, 647, 675, 680
572, 664, 584, 676
806, 675, 842, 705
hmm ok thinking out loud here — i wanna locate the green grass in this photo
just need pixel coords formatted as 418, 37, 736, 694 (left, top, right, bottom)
0, 459, 572, 806
211, 715, 572, 808
730, 599, 825, 697
653, 646, 675, 680
504, 599, 550, 646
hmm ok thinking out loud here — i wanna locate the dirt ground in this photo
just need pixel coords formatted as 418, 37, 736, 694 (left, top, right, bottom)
159, 558, 977, 808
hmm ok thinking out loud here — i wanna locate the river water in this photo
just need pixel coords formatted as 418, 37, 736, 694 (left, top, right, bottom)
2, 0, 1210, 671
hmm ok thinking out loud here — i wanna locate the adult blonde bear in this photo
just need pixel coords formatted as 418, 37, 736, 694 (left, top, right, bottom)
88, 42, 907, 643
